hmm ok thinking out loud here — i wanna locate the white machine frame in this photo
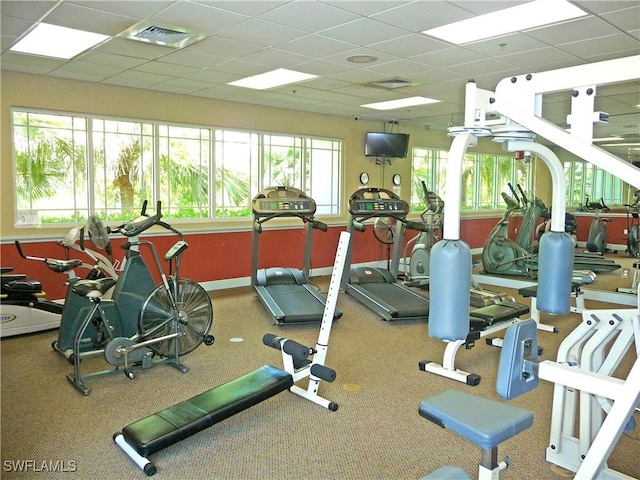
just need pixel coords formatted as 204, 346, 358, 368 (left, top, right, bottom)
427, 54, 640, 479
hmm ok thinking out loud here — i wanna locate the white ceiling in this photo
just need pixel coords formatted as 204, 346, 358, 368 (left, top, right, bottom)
1, 0, 639, 152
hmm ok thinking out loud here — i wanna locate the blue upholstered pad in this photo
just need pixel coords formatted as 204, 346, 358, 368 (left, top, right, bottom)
419, 390, 533, 450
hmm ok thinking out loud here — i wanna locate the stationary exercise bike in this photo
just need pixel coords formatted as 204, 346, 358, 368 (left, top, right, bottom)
2, 223, 117, 338
62, 201, 214, 395
585, 196, 612, 253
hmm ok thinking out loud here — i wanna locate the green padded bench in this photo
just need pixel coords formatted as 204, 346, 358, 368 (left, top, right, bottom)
114, 365, 294, 476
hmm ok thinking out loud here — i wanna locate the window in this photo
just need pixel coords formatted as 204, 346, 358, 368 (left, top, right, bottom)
12, 109, 342, 225
410, 147, 530, 212
564, 160, 624, 207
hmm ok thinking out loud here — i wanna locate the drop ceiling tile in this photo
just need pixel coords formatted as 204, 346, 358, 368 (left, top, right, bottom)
525, 16, 620, 45
48, 62, 120, 82
321, 1, 412, 17
277, 34, 358, 58
185, 35, 264, 59
65, 1, 173, 20
411, 47, 480, 69
147, 2, 248, 37
557, 33, 640, 58
75, 50, 149, 69
573, 0, 639, 15
291, 59, 354, 77
236, 48, 315, 69
0, 1, 58, 21
181, 69, 241, 85
364, 58, 434, 77
101, 70, 174, 88
155, 49, 228, 69
495, 47, 579, 70
94, 38, 175, 60
216, 18, 308, 47
1, 15, 35, 39
208, 59, 272, 76
328, 67, 394, 85
259, 2, 360, 33
149, 77, 215, 94
1, 51, 65, 69
319, 18, 408, 46
461, 32, 549, 57
197, 1, 289, 17
134, 60, 202, 77
371, 33, 450, 58
601, 5, 640, 31
371, 1, 473, 32
42, 3, 138, 36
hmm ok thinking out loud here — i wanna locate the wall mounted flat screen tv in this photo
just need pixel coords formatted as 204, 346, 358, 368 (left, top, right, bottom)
365, 132, 410, 158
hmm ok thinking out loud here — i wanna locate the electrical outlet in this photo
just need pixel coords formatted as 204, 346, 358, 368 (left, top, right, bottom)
624, 228, 629, 234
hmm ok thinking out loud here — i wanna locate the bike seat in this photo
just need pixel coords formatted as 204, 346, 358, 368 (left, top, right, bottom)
71, 277, 117, 298
46, 258, 83, 273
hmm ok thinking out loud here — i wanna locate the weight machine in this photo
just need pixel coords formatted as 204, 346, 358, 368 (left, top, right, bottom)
423, 54, 640, 478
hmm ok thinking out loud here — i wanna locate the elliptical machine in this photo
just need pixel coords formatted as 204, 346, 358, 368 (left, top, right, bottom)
624, 190, 640, 258
58, 201, 214, 395
585, 196, 612, 253
481, 185, 534, 277
404, 180, 444, 287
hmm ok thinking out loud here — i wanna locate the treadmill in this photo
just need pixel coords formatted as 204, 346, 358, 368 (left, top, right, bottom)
341, 187, 430, 321
251, 186, 342, 326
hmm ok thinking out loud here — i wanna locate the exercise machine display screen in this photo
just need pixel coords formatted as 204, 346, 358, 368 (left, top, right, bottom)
351, 199, 406, 214
256, 199, 313, 213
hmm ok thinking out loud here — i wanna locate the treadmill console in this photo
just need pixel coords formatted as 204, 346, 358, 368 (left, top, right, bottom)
252, 186, 316, 216
349, 188, 409, 216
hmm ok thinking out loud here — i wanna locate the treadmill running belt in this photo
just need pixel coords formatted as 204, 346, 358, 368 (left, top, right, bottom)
357, 283, 429, 319
263, 284, 326, 323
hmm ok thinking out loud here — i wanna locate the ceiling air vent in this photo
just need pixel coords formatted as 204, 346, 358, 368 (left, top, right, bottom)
119, 21, 207, 48
135, 26, 190, 44
370, 79, 413, 89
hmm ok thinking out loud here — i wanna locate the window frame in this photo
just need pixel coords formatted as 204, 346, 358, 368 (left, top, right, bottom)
11, 107, 343, 227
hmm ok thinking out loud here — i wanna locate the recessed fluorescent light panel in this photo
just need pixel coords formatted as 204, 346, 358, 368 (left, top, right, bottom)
10, 23, 109, 59
422, 0, 588, 45
228, 68, 317, 90
361, 96, 440, 110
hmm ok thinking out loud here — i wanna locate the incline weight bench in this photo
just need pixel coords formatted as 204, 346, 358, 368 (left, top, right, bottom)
114, 365, 293, 476
114, 232, 351, 476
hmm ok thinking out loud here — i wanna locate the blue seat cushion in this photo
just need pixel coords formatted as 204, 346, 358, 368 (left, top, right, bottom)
419, 390, 533, 450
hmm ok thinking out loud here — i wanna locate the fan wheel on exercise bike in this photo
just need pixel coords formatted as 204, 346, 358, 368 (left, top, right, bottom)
138, 278, 214, 358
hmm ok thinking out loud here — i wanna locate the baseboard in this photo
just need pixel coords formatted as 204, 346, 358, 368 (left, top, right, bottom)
199, 260, 389, 292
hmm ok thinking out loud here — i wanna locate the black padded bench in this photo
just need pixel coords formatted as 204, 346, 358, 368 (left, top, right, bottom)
115, 364, 294, 475
469, 301, 529, 332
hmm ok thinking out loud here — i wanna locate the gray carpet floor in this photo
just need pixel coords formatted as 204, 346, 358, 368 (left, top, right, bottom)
1, 256, 639, 479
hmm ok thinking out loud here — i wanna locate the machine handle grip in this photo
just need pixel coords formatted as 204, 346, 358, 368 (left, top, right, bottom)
352, 221, 366, 232
405, 220, 429, 232
311, 220, 328, 232
14, 240, 27, 259
507, 183, 521, 204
